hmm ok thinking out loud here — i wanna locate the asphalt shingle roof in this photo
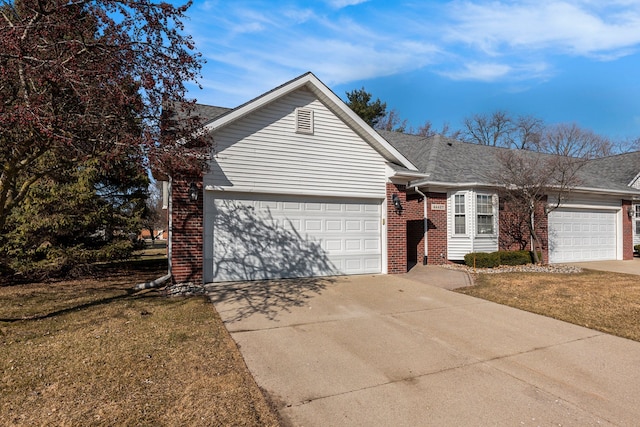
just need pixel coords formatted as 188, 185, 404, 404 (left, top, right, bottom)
191, 104, 231, 124
581, 151, 640, 187
379, 130, 640, 193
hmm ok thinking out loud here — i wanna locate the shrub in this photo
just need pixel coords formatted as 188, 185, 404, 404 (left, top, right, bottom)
635, 244, 640, 254
498, 250, 532, 266
464, 252, 500, 268
464, 250, 537, 268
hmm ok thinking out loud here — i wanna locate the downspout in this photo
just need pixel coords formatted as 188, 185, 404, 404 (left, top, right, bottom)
414, 186, 428, 265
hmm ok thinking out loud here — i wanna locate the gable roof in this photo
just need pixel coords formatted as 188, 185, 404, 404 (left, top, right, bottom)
580, 151, 640, 188
201, 72, 418, 171
380, 130, 640, 197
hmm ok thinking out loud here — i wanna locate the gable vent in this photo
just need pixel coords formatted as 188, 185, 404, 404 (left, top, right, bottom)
295, 108, 314, 134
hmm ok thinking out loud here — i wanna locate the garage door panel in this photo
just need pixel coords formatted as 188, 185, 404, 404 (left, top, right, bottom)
549, 208, 617, 263
210, 194, 382, 282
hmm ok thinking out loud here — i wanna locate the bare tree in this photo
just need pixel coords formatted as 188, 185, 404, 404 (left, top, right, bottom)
540, 123, 612, 158
413, 120, 461, 139
461, 110, 514, 147
461, 110, 545, 150
510, 115, 544, 150
375, 108, 408, 132
491, 123, 612, 263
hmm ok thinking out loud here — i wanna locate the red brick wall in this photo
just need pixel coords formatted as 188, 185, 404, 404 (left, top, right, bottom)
386, 183, 407, 274
622, 200, 634, 260
426, 192, 448, 265
405, 193, 425, 267
387, 185, 450, 272
498, 197, 548, 263
170, 178, 204, 284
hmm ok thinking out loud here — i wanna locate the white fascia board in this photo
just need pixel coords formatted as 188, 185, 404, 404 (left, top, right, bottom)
569, 186, 640, 198
203, 72, 418, 172
304, 75, 418, 171
410, 178, 640, 199
629, 171, 640, 189
410, 179, 492, 189
202, 74, 313, 133
385, 163, 428, 180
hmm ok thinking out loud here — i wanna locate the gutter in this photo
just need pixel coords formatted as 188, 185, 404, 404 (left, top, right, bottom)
408, 179, 640, 198
414, 186, 428, 265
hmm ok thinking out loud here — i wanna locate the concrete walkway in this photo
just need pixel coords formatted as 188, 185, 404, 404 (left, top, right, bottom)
563, 258, 640, 275
207, 269, 640, 426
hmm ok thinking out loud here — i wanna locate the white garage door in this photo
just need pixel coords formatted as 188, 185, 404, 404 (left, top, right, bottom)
548, 209, 617, 263
210, 193, 382, 282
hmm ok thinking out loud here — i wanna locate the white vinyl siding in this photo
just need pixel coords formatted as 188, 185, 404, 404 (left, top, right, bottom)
447, 190, 498, 260
204, 89, 387, 198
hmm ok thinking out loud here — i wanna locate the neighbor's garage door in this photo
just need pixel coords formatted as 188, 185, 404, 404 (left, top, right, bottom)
548, 208, 617, 263
210, 193, 382, 282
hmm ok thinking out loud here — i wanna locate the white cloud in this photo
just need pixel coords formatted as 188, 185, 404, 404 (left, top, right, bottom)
441, 62, 512, 81
439, 59, 552, 82
443, 1, 640, 59
325, 0, 369, 9
186, 0, 640, 104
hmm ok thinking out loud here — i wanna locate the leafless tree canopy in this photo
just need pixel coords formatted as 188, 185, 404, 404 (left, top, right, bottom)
461, 110, 546, 150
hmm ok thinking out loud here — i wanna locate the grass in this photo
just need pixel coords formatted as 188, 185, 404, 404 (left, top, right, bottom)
456, 270, 640, 342
0, 261, 280, 426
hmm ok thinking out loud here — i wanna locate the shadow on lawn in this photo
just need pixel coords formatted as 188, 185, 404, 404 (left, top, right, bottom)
0, 292, 133, 322
206, 276, 336, 323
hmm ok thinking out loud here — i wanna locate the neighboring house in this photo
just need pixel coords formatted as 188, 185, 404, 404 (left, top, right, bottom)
167, 72, 640, 284
581, 152, 640, 249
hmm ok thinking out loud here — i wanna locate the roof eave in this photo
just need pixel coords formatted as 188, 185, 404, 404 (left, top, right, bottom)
409, 179, 640, 199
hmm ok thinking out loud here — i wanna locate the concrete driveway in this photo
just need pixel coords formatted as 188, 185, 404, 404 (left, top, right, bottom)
207, 268, 640, 426
563, 257, 640, 275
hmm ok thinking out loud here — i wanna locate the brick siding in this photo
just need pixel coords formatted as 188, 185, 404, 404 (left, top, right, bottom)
425, 192, 448, 265
170, 178, 204, 284
386, 183, 408, 274
387, 184, 450, 273
498, 197, 548, 263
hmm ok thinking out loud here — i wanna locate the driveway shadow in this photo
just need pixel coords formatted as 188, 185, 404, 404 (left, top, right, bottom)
206, 276, 336, 323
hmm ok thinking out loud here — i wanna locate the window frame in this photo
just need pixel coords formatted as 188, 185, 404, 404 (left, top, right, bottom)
453, 193, 466, 236
476, 193, 496, 236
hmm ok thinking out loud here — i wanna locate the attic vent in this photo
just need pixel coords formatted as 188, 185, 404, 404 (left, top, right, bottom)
295, 108, 313, 134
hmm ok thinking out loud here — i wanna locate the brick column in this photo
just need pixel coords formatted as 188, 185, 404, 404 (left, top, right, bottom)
386, 182, 407, 274
426, 192, 448, 265
170, 177, 204, 284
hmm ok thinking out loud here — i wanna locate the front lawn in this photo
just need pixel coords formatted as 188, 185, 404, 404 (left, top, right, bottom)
456, 270, 640, 342
0, 262, 280, 426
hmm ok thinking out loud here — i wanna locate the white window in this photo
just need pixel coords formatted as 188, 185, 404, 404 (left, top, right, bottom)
295, 108, 313, 134
454, 194, 466, 235
635, 205, 640, 235
476, 194, 495, 235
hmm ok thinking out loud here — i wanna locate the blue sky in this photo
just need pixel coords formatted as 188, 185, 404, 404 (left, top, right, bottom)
182, 0, 640, 142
